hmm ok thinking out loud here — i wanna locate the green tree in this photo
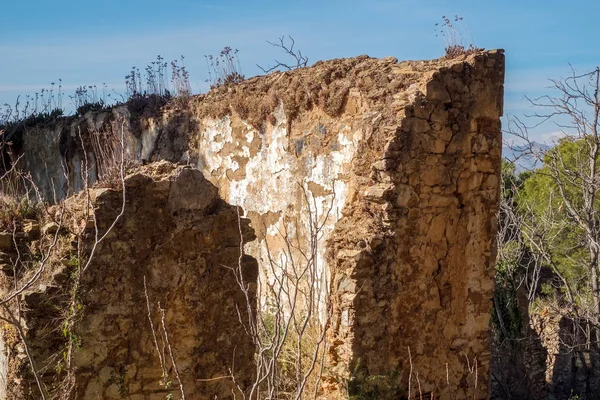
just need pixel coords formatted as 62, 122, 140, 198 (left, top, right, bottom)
507, 67, 600, 347
493, 160, 528, 340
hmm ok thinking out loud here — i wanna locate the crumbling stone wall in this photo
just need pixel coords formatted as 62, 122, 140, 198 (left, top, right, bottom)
490, 285, 549, 399
4, 50, 505, 399
325, 52, 504, 398
1, 163, 257, 399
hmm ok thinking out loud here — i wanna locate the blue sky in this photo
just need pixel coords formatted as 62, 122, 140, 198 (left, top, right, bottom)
1, 0, 599, 141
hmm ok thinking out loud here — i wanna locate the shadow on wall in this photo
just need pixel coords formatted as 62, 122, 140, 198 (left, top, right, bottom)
148, 106, 199, 163
330, 52, 505, 399
3, 164, 259, 399
490, 294, 549, 400
72, 165, 259, 398
549, 318, 600, 400
491, 298, 600, 400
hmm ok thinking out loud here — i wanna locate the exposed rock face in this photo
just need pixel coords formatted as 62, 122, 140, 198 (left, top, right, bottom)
2, 50, 505, 399
490, 286, 549, 399
2, 163, 257, 399
491, 299, 600, 400
532, 309, 600, 399
325, 52, 504, 399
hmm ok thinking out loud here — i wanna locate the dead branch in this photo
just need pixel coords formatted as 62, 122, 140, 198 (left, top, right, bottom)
257, 35, 309, 74
160, 303, 187, 400
229, 182, 334, 399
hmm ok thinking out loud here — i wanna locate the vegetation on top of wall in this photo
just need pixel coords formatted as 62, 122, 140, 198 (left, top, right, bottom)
205, 46, 245, 89
0, 38, 310, 151
123, 55, 194, 129
0, 82, 66, 162
257, 35, 309, 74
71, 85, 109, 116
435, 15, 483, 58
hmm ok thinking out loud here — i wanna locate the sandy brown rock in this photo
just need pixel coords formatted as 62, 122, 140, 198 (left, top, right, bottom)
326, 50, 504, 399
2, 50, 505, 399
2, 162, 258, 399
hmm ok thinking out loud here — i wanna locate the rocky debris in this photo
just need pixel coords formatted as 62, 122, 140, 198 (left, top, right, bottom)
22, 219, 40, 239
1, 162, 258, 400
525, 305, 600, 399
363, 183, 395, 204
0, 232, 13, 251
41, 222, 59, 235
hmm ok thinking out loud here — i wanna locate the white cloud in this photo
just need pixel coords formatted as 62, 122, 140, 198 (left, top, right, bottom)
535, 130, 566, 144
0, 83, 123, 93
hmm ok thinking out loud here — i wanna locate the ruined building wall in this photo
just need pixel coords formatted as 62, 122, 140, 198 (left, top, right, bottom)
2, 50, 504, 398
326, 53, 504, 398
1, 164, 257, 399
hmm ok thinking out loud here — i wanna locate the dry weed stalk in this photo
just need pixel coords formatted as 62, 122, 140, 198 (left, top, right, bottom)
144, 276, 168, 379
0, 223, 48, 399
143, 276, 188, 399
160, 303, 187, 400
229, 184, 335, 399
0, 118, 128, 399
56, 118, 128, 399
434, 15, 481, 58
257, 36, 309, 74
408, 346, 413, 399
404, 347, 480, 399
88, 120, 137, 190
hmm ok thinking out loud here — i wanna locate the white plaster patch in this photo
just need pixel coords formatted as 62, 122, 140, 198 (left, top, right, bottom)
196, 104, 362, 318
140, 119, 160, 160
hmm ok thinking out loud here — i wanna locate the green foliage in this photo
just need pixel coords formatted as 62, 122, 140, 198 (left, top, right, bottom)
492, 160, 527, 340
17, 197, 39, 219
493, 241, 523, 340
496, 135, 600, 353
568, 391, 584, 400
348, 360, 405, 400
0, 196, 41, 231
107, 366, 128, 395
518, 139, 595, 291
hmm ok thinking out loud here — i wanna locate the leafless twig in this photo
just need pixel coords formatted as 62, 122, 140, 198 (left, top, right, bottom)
257, 36, 309, 74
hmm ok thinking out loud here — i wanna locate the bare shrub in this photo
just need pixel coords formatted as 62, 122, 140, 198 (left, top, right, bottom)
230, 185, 333, 399
257, 36, 309, 74
434, 15, 482, 58
205, 47, 245, 89
0, 118, 128, 399
87, 123, 138, 189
